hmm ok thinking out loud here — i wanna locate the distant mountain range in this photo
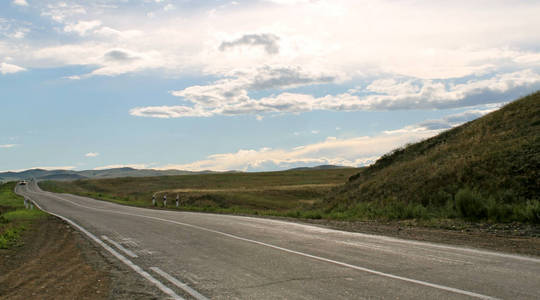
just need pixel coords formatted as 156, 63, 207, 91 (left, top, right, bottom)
0, 165, 347, 182
0, 167, 209, 182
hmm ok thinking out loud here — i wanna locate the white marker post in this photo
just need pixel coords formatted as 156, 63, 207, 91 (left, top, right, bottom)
176, 194, 179, 208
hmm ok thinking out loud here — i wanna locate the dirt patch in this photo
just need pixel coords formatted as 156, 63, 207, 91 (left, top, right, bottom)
293, 218, 540, 257
0, 216, 162, 300
0, 216, 109, 299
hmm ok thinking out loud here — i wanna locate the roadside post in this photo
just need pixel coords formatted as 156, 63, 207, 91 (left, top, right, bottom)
176, 194, 179, 208
152, 195, 156, 207
163, 194, 167, 208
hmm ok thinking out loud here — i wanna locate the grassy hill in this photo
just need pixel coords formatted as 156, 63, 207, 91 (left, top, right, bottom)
324, 92, 540, 223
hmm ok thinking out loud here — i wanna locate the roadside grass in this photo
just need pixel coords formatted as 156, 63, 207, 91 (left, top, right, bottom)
0, 182, 46, 249
40, 165, 540, 227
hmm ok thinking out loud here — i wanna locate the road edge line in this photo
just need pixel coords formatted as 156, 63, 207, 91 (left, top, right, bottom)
26, 195, 184, 300
101, 235, 138, 258
150, 267, 209, 300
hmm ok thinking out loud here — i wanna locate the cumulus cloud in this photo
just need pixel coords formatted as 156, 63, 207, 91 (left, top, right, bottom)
131, 69, 540, 118
0, 62, 26, 74
13, 0, 28, 7
131, 65, 337, 118
219, 33, 280, 55
64, 20, 102, 36
85, 152, 99, 157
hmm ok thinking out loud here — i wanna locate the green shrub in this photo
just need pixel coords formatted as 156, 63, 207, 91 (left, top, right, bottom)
455, 188, 487, 220
0, 227, 22, 249
524, 200, 540, 223
486, 197, 513, 222
302, 211, 322, 219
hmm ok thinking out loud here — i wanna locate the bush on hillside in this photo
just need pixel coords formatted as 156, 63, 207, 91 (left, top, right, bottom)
455, 188, 487, 220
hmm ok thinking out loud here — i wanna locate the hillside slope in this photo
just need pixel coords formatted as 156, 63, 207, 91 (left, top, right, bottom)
326, 92, 540, 223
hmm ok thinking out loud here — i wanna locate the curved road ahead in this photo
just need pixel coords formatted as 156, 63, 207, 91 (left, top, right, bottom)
17, 182, 540, 299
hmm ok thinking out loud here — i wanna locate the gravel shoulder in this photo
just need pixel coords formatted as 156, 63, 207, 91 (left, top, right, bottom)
292, 218, 540, 257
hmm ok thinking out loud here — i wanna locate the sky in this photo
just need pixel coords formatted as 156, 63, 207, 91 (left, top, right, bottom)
1, 0, 540, 172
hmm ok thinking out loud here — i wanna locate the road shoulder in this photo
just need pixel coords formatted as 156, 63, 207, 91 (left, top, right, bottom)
0, 215, 162, 300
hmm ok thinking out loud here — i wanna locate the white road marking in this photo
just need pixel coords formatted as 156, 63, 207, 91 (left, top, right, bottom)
25, 193, 184, 300
29, 188, 503, 300
151, 267, 209, 300
231, 214, 540, 263
102, 235, 138, 258
339, 240, 472, 265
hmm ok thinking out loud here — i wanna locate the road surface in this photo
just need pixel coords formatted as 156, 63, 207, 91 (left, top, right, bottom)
17, 182, 540, 299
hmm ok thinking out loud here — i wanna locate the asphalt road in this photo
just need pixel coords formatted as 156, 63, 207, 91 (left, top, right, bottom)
17, 182, 540, 300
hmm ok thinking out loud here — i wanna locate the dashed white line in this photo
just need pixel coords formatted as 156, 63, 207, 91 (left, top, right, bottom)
25, 192, 184, 300
102, 235, 138, 258
30, 188, 502, 300
151, 267, 209, 300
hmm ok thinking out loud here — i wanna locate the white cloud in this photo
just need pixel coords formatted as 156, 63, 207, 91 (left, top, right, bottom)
9, 0, 535, 80
131, 69, 540, 118
41, 2, 86, 23
33, 44, 161, 77
10, 28, 29, 39
1, 0, 538, 115
13, 0, 28, 7
156, 105, 499, 171
85, 152, 99, 157
64, 20, 102, 36
0, 62, 26, 74
163, 4, 175, 11
0, 144, 17, 148
93, 164, 148, 170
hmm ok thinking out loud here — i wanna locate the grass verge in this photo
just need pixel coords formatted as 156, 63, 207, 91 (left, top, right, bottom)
0, 182, 46, 249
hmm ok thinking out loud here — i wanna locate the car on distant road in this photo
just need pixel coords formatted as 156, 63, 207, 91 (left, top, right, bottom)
19, 180, 27, 185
